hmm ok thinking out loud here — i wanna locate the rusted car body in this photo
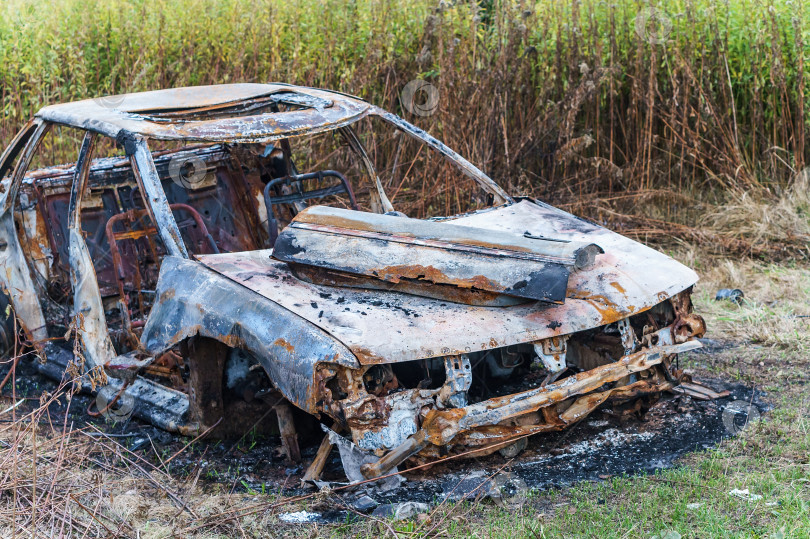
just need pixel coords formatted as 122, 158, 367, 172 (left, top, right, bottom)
0, 84, 705, 480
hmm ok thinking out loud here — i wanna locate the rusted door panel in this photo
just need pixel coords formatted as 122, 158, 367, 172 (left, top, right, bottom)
197, 201, 697, 364
0, 121, 51, 345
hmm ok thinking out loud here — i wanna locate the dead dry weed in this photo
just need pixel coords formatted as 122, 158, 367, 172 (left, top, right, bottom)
701, 171, 810, 259
689, 250, 810, 350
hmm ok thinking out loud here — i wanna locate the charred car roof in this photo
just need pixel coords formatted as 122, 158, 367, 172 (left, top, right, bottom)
31, 82, 513, 204
35, 83, 373, 143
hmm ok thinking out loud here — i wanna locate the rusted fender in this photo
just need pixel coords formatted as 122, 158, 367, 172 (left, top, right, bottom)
139, 256, 359, 413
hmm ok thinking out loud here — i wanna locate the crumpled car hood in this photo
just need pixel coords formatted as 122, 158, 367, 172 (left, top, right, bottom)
196, 200, 698, 364
271, 205, 604, 305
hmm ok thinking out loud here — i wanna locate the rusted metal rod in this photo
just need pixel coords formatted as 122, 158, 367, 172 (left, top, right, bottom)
361, 341, 701, 479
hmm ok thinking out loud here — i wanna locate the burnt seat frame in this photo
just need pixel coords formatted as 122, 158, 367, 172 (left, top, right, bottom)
263, 170, 359, 246
105, 203, 219, 334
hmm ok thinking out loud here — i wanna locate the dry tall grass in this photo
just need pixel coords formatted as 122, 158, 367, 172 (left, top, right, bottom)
0, 365, 283, 538
702, 170, 810, 259
1, 0, 808, 252
0, 408, 274, 537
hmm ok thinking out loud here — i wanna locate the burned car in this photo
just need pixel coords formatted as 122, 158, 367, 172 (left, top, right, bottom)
0, 84, 707, 481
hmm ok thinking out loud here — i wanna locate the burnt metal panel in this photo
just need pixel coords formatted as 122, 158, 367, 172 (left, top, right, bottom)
272, 206, 603, 304
68, 132, 117, 369
35, 84, 372, 143
140, 256, 359, 412
0, 120, 51, 346
30, 84, 510, 206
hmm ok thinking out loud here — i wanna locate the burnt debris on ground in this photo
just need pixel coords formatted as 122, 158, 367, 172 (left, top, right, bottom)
2, 356, 766, 521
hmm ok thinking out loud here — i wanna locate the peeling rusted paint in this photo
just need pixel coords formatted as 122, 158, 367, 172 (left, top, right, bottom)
273, 338, 296, 354
141, 256, 359, 413
272, 206, 603, 305
610, 281, 627, 294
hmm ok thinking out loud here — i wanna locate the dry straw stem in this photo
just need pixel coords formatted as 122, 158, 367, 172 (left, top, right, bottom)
687, 250, 810, 351
0, 389, 265, 538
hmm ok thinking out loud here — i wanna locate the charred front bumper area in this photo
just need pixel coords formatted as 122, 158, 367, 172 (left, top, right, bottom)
311, 290, 705, 478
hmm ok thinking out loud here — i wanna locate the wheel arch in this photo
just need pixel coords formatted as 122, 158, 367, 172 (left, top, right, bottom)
141, 256, 360, 413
